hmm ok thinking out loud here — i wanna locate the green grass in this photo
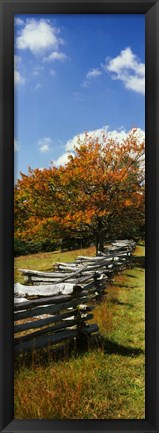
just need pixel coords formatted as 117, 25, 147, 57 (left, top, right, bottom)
14, 244, 145, 419
14, 245, 96, 284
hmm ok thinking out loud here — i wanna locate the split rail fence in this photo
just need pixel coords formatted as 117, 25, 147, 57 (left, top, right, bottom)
14, 239, 136, 354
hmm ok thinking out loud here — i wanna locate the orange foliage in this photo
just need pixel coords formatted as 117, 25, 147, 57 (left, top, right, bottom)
14, 129, 145, 250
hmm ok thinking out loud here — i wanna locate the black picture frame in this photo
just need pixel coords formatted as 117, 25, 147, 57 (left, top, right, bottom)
0, 0, 159, 432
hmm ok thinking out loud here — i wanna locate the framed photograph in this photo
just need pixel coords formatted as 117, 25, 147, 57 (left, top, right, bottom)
0, 0, 159, 432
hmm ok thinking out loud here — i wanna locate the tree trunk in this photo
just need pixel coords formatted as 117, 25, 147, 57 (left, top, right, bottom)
99, 235, 104, 253
95, 231, 104, 255
96, 218, 104, 255
96, 234, 99, 256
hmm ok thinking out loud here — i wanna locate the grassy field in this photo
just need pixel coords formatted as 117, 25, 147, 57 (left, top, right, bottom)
14, 244, 145, 419
14, 245, 96, 284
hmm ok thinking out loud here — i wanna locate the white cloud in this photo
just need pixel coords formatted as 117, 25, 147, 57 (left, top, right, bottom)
53, 126, 145, 167
40, 144, 50, 153
15, 17, 24, 26
16, 19, 60, 55
82, 67, 102, 88
86, 68, 102, 79
53, 152, 74, 167
65, 126, 126, 152
43, 51, 68, 62
38, 137, 52, 153
14, 55, 25, 85
124, 75, 145, 94
104, 47, 145, 95
14, 139, 20, 151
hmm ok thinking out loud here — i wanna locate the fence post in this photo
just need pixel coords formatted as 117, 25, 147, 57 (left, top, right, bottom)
93, 272, 105, 302
73, 284, 89, 352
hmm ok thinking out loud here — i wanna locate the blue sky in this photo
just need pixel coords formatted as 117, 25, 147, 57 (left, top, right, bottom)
14, 14, 145, 179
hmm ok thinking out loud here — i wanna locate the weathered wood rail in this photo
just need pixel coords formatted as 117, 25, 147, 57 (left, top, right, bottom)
14, 285, 98, 353
14, 239, 136, 354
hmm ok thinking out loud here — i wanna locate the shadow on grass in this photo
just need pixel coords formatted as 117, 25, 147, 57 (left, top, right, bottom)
100, 337, 144, 357
109, 297, 134, 308
112, 283, 135, 289
132, 256, 145, 269
14, 330, 144, 370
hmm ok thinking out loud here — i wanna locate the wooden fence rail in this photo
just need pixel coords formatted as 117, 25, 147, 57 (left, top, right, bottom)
14, 285, 99, 353
14, 239, 136, 354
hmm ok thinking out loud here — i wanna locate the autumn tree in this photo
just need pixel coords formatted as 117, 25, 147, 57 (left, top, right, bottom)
14, 129, 145, 254
55, 129, 145, 252
14, 166, 65, 249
